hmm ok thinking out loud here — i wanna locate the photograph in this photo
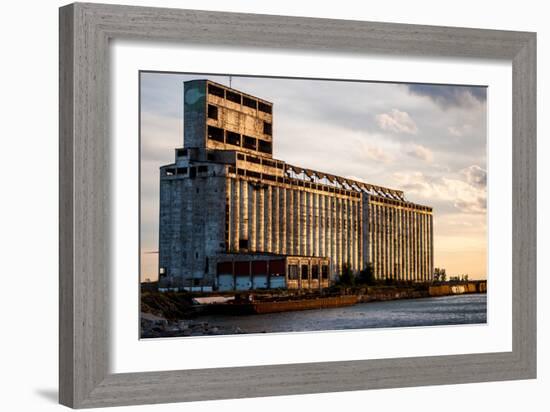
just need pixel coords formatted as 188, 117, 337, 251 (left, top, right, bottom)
139, 72, 488, 338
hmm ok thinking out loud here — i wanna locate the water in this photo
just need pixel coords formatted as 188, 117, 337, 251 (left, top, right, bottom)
198, 294, 487, 334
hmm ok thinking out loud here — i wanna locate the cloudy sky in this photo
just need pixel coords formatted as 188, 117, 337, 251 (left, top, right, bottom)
140, 72, 487, 281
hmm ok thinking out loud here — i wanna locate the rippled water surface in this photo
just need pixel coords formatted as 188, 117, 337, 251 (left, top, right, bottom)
198, 294, 487, 334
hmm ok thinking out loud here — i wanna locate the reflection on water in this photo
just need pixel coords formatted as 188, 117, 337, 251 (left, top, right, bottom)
197, 294, 487, 334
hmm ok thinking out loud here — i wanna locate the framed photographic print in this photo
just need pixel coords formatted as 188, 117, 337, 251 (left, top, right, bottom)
59, 2, 536, 408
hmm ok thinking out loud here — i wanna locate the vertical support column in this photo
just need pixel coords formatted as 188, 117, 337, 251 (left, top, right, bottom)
336, 197, 342, 275
257, 188, 265, 252
372, 204, 376, 278
313, 193, 319, 257
231, 178, 240, 252
393, 207, 398, 281
378, 204, 383, 280
272, 186, 279, 254
400, 208, 405, 282
411, 210, 415, 281
394, 207, 399, 281
342, 198, 348, 271
325, 194, 336, 272
430, 213, 434, 281
248, 184, 256, 252
385, 206, 390, 280
393, 207, 401, 280
381, 204, 385, 279
280, 187, 287, 255
410, 209, 414, 281
349, 199, 354, 270
240, 180, 248, 250
287, 188, 294, 255
353, 199, 358, 272
319, 194, 325, 258
421, 211, 428, 282
397, 207, 402, 281
426, 213, 430, 281
420, 211, 428, 282
297, 190, 302, 256
389, 207, 394, 280
306, 192, 312, 256
349, 198, 354, 269
266, 186, 272, 253
300, 190, 307, 256
421, 212, 428, 282
287, 189, 300, 255
378, 205, 383, 279
359, 199, 364, 271
403, 208, 408, 281
415, 211, 419, 282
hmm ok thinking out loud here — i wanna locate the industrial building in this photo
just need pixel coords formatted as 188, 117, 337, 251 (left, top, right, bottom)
157, 80, 434, 291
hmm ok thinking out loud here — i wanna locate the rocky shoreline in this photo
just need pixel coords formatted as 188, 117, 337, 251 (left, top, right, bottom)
141, 314, 246, 338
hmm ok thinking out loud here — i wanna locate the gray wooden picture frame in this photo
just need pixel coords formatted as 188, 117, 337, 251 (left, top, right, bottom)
59, 2, 536, 409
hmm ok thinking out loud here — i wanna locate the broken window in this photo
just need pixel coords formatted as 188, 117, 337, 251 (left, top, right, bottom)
247, 156, 260, 164
176, 167, 187, 175
226, 90, 242, 104
243, 96, 257, 109
243, 135, 257, 150
165, 168, 175, 176
207, 104, 218, 120
239, 239, 249, 250
263, 121, 272, 136
207, 125, 224, 142
189, 167, 196, 178
208, 84, 224, 98
301, 265, 309, 280
237, 153, 245, 160
176, 148, 187, 157
288, 265, 299, 280
311, 265, 319, 280
198, 165, 208, 173
258, 102, 272, 114
258, 140, 272, 154
226, 131, 241, 146
322, 265, 329, 279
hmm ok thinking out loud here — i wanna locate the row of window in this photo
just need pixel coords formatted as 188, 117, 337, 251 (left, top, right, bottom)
288, 264, 330, 280
164, 165, 208, 177
236, 153, 285, 169
227, 167, 362, 198
208, 104, 272, 136
208, 84, 273, 114
207, 125, 273, 154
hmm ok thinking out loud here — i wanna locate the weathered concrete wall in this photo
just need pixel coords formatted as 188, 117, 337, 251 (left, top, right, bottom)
183, 80, 206, 149
158, 162, 227, 288
366, 194, 433, 283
